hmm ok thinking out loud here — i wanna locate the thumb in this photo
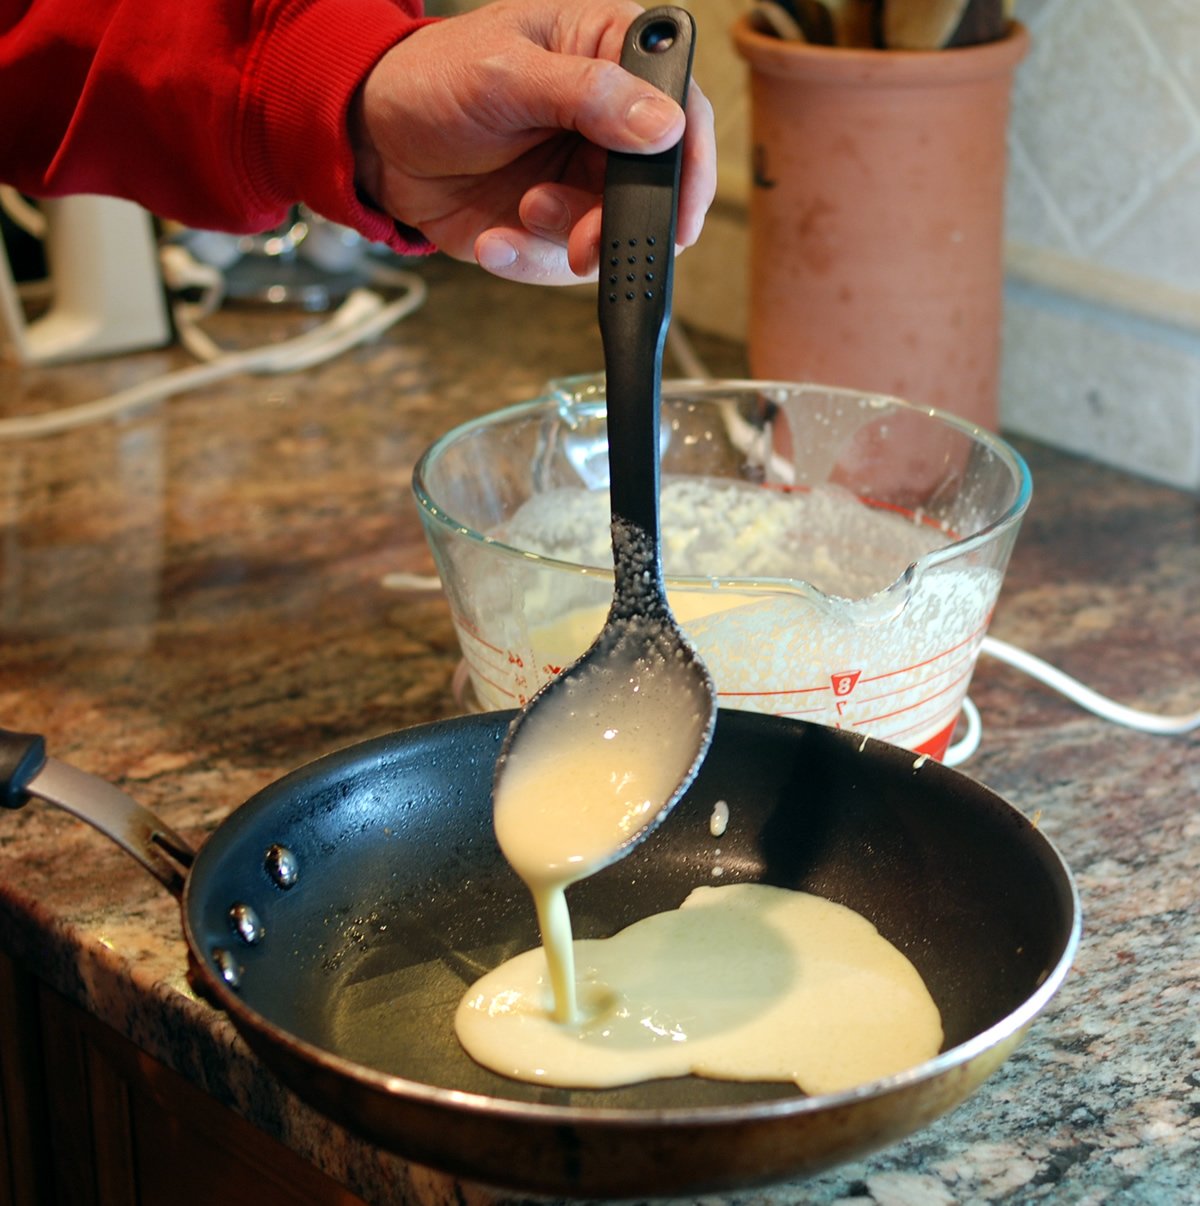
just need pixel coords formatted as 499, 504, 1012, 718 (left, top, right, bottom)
520, 52, 686, 153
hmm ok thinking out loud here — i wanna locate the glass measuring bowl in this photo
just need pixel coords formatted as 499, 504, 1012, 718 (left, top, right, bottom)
412, 377, 1031, 760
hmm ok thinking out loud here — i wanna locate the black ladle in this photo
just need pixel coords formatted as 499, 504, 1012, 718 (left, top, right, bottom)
492, 8, 716, 877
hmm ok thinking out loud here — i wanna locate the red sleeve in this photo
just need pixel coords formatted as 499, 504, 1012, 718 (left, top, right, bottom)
0, 0, 436, 254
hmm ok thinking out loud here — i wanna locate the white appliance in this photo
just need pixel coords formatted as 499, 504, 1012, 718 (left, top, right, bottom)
0, 194, 171, 365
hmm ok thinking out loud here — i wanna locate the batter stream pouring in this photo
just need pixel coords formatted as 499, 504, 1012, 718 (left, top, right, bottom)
489, 7, 715, 1027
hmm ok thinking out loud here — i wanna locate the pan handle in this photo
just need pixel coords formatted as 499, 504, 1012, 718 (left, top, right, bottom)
1, 727, 196, 897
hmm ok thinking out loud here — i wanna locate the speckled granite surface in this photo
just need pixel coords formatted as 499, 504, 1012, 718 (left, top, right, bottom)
1, 259, 1197, 1204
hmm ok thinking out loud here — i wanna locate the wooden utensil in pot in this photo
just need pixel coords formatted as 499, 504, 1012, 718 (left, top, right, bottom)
883, 0, 1007, 48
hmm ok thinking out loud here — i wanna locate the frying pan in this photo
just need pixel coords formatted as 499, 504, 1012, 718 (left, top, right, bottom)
1, 711, 1079, 1197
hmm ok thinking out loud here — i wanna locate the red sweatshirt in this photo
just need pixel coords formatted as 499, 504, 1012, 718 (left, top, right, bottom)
0, 0, 435, 252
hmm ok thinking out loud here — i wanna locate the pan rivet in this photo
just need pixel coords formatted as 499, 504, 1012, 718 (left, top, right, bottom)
211, 947, 243, 989
264, 844, 299, 889
228, 902, 265, 945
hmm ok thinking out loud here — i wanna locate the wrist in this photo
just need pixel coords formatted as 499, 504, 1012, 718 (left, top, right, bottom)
349, 82, 385, 213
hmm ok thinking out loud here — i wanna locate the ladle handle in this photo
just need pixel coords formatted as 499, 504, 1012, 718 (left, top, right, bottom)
599, 7, 695, 548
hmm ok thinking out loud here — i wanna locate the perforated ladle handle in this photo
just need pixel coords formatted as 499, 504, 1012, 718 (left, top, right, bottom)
599, 7, 695, 552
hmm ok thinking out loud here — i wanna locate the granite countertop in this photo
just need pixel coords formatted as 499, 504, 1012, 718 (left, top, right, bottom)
1, 258, 1197, 1204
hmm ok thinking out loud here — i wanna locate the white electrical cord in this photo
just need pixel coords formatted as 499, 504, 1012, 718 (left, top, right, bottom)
664, 322, 1200, 764
0, 241, 427, 441
980, 635, 1200, 737
942, 697, 982, 767
944, 636, 1200, 766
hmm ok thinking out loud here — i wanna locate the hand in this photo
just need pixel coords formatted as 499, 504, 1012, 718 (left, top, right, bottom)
351, 0, 716, 285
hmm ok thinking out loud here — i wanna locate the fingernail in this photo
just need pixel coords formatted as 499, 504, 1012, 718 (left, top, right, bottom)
626, 95, 679, 144
524, 190, 570, 235
477, 235, 518, 271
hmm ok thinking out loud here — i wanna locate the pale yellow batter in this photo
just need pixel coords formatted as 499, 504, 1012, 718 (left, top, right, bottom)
471, 640, 944, 1094
492, 637, 709, 1024
472, 484, 946, 1094
456, 882, 943, 1095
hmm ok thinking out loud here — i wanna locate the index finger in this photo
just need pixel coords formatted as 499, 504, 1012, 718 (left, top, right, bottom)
676, 79, 717, 248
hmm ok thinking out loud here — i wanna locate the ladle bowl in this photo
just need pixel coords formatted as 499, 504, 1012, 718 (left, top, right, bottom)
494, 5, 716, 885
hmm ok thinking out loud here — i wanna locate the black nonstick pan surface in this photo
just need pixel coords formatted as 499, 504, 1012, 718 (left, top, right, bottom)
4, 709, 1079, 1198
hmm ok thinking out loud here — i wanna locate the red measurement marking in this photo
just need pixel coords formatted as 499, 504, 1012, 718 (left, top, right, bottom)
851, 664, 974, 728
831, 670, 861, 697
714, 689, 826, 717
713, 618, 993, 705
718, 683, 827, 698
446, 605, 506, 656
460, 655, 518, 700
886, 699, 965, 749
851, 649, 975, 708
462, 647, 508, 680
859, 615, 993, 685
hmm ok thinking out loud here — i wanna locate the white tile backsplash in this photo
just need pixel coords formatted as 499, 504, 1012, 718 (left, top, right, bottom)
1125, 0, 1200, 111
1001, 0, 1200, 488
1009, 0, 1196, 251
1095, 149, 1200, 291
1008, 0, 1200, 264
1002, 281, 1200, 487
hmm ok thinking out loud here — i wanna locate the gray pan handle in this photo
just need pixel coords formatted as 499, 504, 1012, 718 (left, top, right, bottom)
1, 727, 196, 896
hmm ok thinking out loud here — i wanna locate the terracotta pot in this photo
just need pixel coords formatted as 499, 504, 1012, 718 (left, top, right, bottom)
732, 19, 1029, 429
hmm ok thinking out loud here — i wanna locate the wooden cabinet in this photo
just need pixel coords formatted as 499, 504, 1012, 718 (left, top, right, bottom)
0, 949, 367, 1206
